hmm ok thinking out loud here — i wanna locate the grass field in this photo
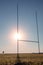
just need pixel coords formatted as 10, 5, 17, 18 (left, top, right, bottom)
0, 53, 43, 65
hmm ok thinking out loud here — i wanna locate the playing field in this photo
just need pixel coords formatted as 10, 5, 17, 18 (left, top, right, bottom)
0, 53, 43, 65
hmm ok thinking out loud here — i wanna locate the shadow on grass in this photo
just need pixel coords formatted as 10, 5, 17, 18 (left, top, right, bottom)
0, 61, 43, 65
14, 61, 43, 65
14, 61, 31, 65
14, 62, 24, 65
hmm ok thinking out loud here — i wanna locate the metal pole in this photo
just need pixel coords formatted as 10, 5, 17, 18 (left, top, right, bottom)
36, 11, 40, 53
17, 1, 20, 62
19, 40, 38, 43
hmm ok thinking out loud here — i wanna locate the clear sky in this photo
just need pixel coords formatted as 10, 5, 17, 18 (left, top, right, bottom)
0, 0, 43, 53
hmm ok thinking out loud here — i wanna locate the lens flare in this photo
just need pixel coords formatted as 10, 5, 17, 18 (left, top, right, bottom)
14, 33, 21, 40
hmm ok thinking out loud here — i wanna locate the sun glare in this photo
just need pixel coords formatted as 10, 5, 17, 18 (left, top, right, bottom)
14, 33, 21, 40
8, 29, 25, 41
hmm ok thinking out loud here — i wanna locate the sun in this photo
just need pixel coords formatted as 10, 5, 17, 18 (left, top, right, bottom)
14, 33, 21, 40
8, 29, 24, 41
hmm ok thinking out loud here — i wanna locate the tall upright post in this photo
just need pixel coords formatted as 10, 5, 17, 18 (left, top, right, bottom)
36, 11, 40, 53
17, 1, 20, 62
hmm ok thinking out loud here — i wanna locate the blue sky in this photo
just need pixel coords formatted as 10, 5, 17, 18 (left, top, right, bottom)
0, 0, 43, 53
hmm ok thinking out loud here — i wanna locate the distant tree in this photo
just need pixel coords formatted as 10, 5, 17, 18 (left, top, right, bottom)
2, 51, 4, 54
